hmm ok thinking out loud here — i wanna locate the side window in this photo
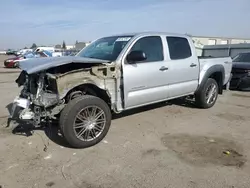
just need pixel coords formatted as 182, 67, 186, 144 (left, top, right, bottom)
130, 36, 163, 62
167, 37, 192, 60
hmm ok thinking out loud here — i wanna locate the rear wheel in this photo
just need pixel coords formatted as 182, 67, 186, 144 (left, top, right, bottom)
59, 95, 111, 148
195, 78, 219, 109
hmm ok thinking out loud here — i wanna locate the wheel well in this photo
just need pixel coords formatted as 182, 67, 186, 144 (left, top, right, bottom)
65, 84, 111, 106
209, 72, 223, 94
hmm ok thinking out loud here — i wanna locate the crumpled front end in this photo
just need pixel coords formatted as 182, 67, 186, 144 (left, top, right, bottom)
10, 61, 118, 126
11, 70, 63, 125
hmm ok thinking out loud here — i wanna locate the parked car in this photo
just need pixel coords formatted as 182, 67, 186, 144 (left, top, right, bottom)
6, 49, 17, 55
4, 50, 52, 68
52, 49, 80, 57
35, 47, 55, 53
16, 49, 33, 56
12, 32, 232, 148
230, 52, 250, 90
0, 51, 6, 55
4, 56, 25, 68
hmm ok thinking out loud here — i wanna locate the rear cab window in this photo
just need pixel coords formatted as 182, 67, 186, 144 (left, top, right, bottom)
166, 36, 192, 60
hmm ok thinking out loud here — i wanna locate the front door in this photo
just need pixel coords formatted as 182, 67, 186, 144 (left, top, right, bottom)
122, 36, 169, 109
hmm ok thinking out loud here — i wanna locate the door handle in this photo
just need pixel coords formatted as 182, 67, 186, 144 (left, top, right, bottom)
159, 66, 169, 71
190, 63, 197, 67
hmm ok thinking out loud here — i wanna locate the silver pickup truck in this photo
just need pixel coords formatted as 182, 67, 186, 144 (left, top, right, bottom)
12, 32, 232, 148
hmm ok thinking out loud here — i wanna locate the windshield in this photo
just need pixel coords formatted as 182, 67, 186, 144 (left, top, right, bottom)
233, 53, 250, 62
77, 36, 133, 61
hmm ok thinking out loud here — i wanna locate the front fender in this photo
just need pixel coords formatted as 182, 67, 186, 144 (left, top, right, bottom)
56, 73, 107, 99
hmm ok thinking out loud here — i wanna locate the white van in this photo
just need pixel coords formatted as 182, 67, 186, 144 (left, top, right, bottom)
17, 49, 33, 55
35, 47, 55, 53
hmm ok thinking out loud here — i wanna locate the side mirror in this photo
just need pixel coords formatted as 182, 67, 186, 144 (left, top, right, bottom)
126, 50, 147, 63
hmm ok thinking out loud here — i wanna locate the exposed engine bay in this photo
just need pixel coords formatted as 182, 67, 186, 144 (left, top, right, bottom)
11, 61, 118, 126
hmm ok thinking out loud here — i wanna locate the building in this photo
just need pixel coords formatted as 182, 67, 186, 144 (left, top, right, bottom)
66, 45, 74, 50
55, 44, 62, 49
192, 36, 250, 46
54, 44, 75, 50
75, 42, 87, 50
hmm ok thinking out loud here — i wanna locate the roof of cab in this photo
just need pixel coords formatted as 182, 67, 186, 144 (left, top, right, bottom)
106, 31, 189, 38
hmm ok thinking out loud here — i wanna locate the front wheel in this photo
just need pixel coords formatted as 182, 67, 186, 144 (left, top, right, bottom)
59, 95, 111, 148
195, 78, 219, 109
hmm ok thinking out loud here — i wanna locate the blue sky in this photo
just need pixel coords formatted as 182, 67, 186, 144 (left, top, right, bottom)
0, 0, 249, 49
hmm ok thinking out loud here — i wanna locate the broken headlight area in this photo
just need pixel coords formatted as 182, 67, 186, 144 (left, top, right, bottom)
16, 71, 60, 107
12, 71, 64, 126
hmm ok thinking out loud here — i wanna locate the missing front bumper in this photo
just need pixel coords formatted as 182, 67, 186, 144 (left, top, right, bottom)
10, 97, 34, 120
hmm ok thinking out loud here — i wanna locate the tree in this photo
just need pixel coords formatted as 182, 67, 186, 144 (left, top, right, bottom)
62, 41, 66, 49
30, 43, 37, 49
24, 47, 28, 49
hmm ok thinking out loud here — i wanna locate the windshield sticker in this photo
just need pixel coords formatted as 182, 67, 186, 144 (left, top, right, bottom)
116, 37, 131, 42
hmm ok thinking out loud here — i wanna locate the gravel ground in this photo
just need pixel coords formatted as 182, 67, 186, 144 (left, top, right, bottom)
0, 62, 250, 188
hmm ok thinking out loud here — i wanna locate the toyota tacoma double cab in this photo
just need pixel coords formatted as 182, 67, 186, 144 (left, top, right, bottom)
11, 32, 232, 148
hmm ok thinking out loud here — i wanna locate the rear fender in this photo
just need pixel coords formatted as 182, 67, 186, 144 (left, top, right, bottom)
197, 65, 225, 94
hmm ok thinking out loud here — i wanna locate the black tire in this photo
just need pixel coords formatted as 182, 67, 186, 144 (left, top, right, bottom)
195, 78, 219, 109
59, 95, 111, 148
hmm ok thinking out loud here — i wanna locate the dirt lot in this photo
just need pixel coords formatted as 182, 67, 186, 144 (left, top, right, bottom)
0, 57, 250, 188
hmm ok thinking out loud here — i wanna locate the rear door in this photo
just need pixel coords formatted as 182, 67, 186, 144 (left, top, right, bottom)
122, 36, 169, 109
165, 36, 199, 98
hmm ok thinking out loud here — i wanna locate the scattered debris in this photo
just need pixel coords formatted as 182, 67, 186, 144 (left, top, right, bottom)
6, 164, 19, 171
35, 132, 49, 152
228, 149, 243, 157
103, 140, 108, 144
43, 145, 48, 152
73, 153, 76, 156
44, 154, 52, 160
28, 141, 32, 145
209, 139, 215, 143
60, 146, 64, 149
223, 151, 231, 155
46, 181, 55, 187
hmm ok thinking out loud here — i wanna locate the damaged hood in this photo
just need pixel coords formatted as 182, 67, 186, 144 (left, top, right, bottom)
18, 56, 110, 74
